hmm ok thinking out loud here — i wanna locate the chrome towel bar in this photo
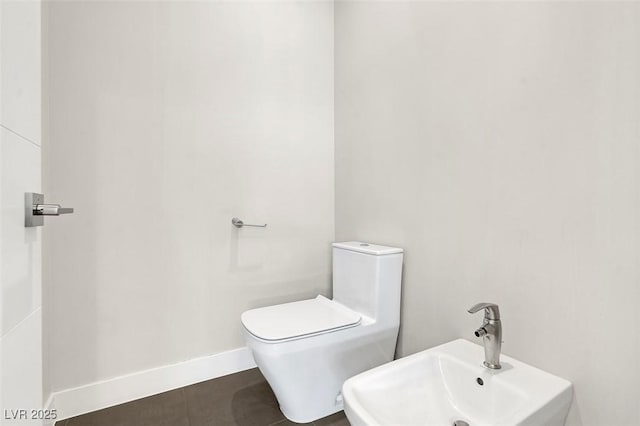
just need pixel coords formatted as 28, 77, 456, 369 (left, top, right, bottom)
232, 217, 267, 228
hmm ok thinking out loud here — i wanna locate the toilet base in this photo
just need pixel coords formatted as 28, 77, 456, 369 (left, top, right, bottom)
281, 402, 342, 424
245, 324, 399, 424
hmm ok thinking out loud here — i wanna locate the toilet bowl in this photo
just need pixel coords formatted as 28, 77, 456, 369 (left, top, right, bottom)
241, 242, 403, 423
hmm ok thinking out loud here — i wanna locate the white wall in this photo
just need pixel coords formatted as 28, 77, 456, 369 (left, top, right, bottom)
43, 1, 334, 395
0, 0, 43, 424
335, 2, 640, 425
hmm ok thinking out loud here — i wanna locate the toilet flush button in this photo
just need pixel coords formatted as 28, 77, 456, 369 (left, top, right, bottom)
359, 243, 369, 247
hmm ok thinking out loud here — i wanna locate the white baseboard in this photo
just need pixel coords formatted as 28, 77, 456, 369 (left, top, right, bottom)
49, 347, 256, 422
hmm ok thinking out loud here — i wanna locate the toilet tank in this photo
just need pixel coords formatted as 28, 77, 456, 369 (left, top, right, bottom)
332, 242, 403, 324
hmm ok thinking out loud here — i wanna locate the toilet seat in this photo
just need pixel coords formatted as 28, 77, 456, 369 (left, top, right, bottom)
241, 295, 361, 342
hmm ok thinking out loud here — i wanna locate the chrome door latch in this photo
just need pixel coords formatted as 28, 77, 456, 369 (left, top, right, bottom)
25, 192, 74, 227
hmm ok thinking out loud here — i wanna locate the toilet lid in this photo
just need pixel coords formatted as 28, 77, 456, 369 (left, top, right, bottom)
241, 295, 361, 342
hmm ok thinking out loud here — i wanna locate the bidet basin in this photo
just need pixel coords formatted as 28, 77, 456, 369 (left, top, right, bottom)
342, 339, 572, 426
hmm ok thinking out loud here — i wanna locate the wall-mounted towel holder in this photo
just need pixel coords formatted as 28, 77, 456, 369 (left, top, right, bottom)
232, 217, 267, 228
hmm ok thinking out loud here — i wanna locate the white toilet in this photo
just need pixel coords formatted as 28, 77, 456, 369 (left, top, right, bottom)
241, 241, 403, 423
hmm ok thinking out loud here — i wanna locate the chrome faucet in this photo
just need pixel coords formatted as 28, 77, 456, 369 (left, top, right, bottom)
468, 302, 502, 369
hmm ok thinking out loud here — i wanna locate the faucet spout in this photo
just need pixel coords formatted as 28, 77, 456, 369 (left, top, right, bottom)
474, 327, 488, 337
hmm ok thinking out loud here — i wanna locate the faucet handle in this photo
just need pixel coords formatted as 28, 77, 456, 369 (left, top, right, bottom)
468, 302, 500, 320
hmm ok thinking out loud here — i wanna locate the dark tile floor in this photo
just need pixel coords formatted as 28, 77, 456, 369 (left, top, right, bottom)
55, 368, 350, 426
